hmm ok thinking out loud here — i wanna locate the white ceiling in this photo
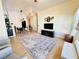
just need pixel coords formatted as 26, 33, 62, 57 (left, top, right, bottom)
2, 0, 70, 12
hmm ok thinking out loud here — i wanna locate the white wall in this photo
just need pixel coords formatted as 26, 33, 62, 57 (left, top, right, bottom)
0, 0, 8, 39
8, 11, 29, 30
8, 11, 22, 27
38, 0, 78, 36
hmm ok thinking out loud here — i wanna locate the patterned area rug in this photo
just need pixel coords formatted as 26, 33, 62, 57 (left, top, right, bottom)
20, 34, 56, 59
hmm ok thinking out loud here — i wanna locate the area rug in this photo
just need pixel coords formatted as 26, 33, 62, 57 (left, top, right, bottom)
20, 34, 56, 59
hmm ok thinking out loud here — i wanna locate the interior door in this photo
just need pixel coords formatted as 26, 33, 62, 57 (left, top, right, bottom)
22, 21, 26, 28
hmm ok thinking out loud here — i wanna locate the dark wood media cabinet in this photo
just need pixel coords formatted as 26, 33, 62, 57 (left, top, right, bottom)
41, 30, 54, 37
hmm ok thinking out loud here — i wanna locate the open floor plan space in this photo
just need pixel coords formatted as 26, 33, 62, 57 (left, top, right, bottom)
0, 0, 79, 59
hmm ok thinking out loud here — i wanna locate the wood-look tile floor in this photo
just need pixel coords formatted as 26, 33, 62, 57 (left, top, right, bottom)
10, 31, 64, 59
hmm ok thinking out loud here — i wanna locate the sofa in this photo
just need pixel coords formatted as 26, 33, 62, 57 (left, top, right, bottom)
0, 38, 22, 59
0, 38, 12, 59
61, 42, 78, 59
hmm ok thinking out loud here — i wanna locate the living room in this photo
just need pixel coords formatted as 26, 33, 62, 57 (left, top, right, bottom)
0, 0, 79, 59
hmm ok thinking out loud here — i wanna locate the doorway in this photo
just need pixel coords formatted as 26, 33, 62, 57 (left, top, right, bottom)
22, 21, 26, 28
28, 13, 38, 32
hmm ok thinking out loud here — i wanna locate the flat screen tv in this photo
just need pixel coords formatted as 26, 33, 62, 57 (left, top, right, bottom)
44, 23, 53, 29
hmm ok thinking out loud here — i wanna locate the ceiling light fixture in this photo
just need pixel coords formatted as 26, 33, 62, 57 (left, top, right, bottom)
20, 10, 23, 13
34, 0, 37, 3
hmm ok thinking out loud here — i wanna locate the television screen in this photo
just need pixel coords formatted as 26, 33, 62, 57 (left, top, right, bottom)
44, 23, 53, 29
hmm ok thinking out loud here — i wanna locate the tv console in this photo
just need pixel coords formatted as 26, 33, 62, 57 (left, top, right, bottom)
41, 30, 54, 37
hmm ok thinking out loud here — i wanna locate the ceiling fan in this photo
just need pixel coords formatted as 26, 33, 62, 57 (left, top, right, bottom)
34, 0, 37, 2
